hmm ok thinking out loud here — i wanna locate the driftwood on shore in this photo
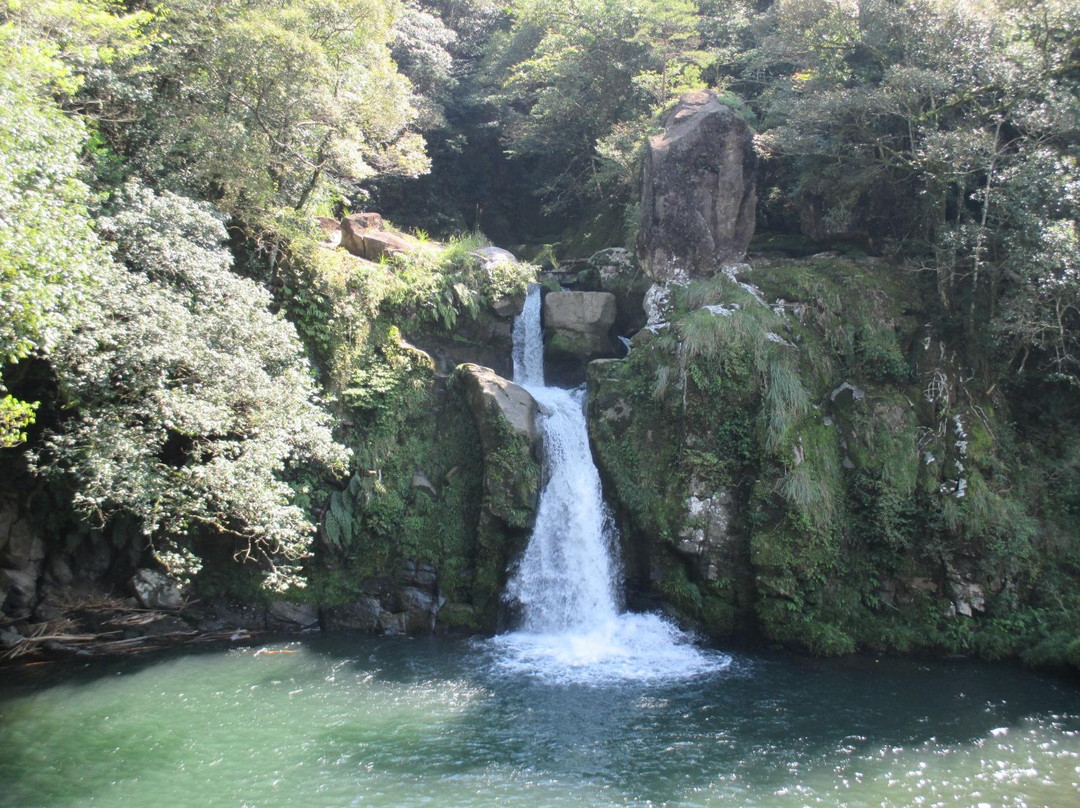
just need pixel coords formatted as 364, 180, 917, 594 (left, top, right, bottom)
1, 597, 264, 664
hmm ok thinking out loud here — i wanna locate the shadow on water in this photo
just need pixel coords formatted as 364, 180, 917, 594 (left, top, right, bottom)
2, 635, 1080, 807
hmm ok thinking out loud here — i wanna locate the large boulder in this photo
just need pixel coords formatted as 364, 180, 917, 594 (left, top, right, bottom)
349, 231, 412, 262
339, 212, 414, 261
456, 364, 539, 451
543, 291, 618, 385
638, 90, 757, 283
543, 291, 617, 352
455, 364, 540, 529
338, 211, 383, 252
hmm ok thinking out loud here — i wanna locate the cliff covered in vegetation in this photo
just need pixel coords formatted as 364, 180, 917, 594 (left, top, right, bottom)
2, 0, 1079, 669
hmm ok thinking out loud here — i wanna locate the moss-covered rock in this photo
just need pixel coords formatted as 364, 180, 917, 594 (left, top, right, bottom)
543, 291, 618, 385
588, 252, 1080, 663
588, 248, 651, 336
455, 363, 541, 528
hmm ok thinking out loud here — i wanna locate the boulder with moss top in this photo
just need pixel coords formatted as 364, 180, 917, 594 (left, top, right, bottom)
455, 364, 540, 527
543, 291, 618, 385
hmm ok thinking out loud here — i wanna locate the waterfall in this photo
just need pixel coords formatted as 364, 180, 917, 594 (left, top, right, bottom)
507, 283, 620, 632
511, 284, 544, 387
491, 284, 727, 683
504, 384, 621, 632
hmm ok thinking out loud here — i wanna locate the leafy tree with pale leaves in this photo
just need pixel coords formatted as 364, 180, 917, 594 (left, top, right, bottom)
37, 183, 349, 590
0, 7, 132, 446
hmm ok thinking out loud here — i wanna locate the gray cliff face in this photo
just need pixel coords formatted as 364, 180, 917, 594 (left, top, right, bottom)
638, 91, 757, 283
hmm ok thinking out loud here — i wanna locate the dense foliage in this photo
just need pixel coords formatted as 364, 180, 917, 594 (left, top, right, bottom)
1, 0, 1078, 663
0, 17, 107, 446
38, 184, 348, 590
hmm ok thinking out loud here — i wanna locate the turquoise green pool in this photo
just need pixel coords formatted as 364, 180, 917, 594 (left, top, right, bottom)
1, 636, 1078, 807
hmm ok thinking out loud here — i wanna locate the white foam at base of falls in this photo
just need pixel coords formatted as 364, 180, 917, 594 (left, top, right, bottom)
488, 612, 728, 685
492, 283, 729, 684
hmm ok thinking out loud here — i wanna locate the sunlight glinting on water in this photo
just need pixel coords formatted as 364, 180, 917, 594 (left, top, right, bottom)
2, 638, 1080, 808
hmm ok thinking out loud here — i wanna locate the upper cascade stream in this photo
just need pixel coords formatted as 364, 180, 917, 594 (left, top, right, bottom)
491, 284, 726, 683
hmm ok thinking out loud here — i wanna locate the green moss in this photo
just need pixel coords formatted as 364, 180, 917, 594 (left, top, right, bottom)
700, 591, 740, 635
660, 563, 704, 615
307, 359, 493, 619
587, 255, 1080, 665
484, 426, 540, 529
436, 602, 483, 633
588, 349, 686, 542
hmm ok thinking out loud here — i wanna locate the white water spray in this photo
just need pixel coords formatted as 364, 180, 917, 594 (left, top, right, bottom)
504, 383, 621, 632
511, 284, 544, 387
492, 284, 727, 683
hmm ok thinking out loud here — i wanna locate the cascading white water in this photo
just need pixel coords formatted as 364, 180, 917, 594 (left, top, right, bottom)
509, 285, 620, 632
511, 284, 544, 387
491, 284, 728, 683
504, 383, 621, 632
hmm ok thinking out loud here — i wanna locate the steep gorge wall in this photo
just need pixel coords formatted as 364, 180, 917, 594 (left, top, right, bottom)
583, 91, 1080, 666
5, 91, 1079, 669
587, 253, 1080, 663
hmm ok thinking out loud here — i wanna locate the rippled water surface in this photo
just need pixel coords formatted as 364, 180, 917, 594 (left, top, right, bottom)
1, 636, 1079, 807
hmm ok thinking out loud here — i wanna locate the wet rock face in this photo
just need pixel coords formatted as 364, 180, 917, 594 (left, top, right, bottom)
268, 601, 319, 630
638, 90, 757, 282
678, 482, 737, 582
319, 558, 445, 636
455, 364, 541, 529
1, 497, 44, 617
321, 596, 383, 632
